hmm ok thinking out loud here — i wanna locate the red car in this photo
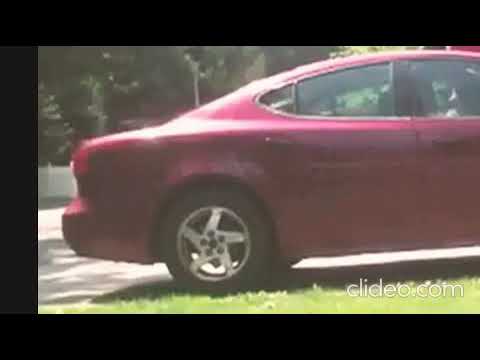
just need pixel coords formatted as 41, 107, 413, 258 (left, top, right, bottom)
63, 49, 480, 291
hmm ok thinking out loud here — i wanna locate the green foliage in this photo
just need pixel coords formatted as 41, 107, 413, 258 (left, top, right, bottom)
331, 46, 422, 58
38, 84, 65, 165
199, 46, 264, 97
41, 46, 428, 164
261, 46, 338, 75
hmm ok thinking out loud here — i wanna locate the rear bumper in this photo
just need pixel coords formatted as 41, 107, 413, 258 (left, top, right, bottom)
62, 198, 91, 256
62, 198, 155, 264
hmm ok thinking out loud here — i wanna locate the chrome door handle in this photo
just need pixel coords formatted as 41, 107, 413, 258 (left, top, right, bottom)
265, 137, 294, 146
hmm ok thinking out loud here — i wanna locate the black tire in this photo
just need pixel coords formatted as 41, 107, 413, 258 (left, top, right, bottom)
266, 258, 301, 286
272, 258, 301, 273
158, 187, 273, 293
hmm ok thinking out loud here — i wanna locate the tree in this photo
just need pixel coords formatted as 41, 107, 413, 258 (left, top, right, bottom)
38, 46, 349, 165
261, 46, 339, 75
37, 84, 66, 165
331, 46, 421, 58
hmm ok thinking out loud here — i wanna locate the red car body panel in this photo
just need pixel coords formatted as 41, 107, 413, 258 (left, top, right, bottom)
448, 46, 480, 53
63, 50, 480, 264
412, 119, 480, 247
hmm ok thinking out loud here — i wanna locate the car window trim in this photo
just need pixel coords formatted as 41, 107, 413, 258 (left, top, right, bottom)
413, 116, 480, 122
255, 61, 412, 122
393, 60, 415, 117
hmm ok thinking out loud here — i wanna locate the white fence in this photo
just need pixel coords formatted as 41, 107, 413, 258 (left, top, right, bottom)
38, 166, 76, 199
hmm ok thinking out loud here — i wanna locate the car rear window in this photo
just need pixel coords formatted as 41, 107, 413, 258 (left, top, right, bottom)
296, 63, 395, 117
258, 85, 295, 113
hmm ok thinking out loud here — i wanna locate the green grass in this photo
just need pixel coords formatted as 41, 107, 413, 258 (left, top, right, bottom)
39, 277, 480, 314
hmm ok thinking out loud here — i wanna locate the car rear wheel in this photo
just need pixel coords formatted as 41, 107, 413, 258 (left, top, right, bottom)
160, 188, 273, 292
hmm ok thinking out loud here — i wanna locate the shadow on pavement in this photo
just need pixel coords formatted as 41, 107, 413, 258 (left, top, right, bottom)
93, 257, 480, 303
38, 236, 170, 305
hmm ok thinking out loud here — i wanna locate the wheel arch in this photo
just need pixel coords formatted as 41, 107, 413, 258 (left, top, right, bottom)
149, 174, 280, 262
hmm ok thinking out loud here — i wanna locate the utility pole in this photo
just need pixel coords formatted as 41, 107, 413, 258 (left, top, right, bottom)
192, 60, 200, 108
184, 46, 205, 108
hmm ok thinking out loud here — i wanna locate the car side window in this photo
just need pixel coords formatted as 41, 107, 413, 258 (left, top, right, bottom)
259, 85, 295, 113
296, 63, 395, 118
409, 60, 480, 118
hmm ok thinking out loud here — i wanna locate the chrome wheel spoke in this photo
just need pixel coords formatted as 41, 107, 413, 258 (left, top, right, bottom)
204, 208, 223, 233
217, 230, 246, 245
219, 250, 234, 276
181, 226, 203, 251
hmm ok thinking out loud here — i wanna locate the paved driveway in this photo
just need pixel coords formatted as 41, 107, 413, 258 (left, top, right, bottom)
38, 200, 171, 305
38, 198, 480, 306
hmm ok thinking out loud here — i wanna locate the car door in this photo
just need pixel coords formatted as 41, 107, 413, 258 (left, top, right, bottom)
407, 59, 480, 248
269, 62, 422, 256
